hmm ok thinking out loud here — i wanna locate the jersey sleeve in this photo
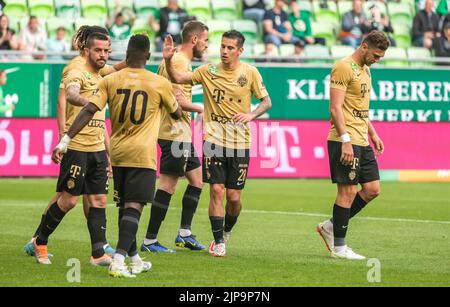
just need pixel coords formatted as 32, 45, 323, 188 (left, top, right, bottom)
99, 64, 116, 77
160, 79, 179, 114
90, 78, 108, 111
191, 64, 207, 85
250, 67, 269, 100
64, 69, 84, 89
330, 61, 353, 91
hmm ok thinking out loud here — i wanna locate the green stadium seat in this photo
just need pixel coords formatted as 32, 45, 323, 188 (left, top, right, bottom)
407, 46, 432, 67
232, 19, 259, 46
279, 44, 295, 56
131, 18, 156, 40
46, 17, 75, 39
392, 23, 412, 48
74, 17, 106, 30
383, 46, 408, 67
337, 0, 352, 19
387, 2, 413, 26
106, 0, 133, 16
253, 43, 267, 56
303, 44, 330, 64
184, 0, 212, 22
211, 0, 239, 21
7, 17, 20, 33
134, 0, 160, 19
28, 0, 56, 19
312, 1, 339, 26
207, 20, 232, 44
80, 0, 108, 19
312, 22, 336, 47
330, 45, 355, 61
297, 1, 312, 16
240, 44, 254, 63
3, 0, 28, 19
55, 0, 81, 19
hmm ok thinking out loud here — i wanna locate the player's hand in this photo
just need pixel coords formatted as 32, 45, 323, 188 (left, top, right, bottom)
371, 134, 384, 156
106, 156, 113, 178
232, 113, 255, 124
52, 147, 64, 164
340, 142, 354, 166
163, 35, 176, 60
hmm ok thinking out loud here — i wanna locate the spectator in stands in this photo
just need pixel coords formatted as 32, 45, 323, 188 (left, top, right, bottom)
46, 27, 70, 61
440, 12, 450, 33
412, 0, 441, 49
0, 15, 19, 52
263, 0, 300, 55
340, 0, 371, 48
433, 22, 450, 65
288, 1, 326, 47
106, 4, 136, 40
367, 4, 396, 46
149, 0, 192, 51
19, 16, 47, 60
243, 0, 272, 24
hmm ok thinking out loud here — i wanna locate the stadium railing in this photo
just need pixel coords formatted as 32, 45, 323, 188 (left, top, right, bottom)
1, 50, 450, 67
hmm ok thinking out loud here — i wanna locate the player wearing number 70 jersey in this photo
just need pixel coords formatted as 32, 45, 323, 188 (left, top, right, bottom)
53, 34, 182, 278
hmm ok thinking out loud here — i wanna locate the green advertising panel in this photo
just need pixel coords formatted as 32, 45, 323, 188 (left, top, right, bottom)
257, 66, 450, 122
0, 63, 56, 118
1, 63, 449, 122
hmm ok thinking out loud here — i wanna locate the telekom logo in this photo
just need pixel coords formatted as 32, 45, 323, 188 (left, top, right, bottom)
260, 124, 301, 173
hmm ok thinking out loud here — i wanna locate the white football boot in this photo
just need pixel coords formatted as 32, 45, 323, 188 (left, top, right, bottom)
316, 220, 334, 251
130, 258, 152, 274
331, 246, 366, 260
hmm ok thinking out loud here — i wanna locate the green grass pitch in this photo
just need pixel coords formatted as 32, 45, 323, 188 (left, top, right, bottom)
0, 178, 449, 286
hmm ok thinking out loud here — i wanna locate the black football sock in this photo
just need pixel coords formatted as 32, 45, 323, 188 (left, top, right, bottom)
349, 192, 368, 219
36, 202, 66, 245
210, 216, 224, 244
128, 237, 138, 258
333, 204, 351, 248
224, 212, 238, 233
87, 207, 107, 258
116, 208, 141, 257
145, 189, 172, 240
180, 185, 202, 232
33, 214, 46, 238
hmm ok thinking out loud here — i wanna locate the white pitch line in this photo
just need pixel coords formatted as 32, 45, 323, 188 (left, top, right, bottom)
240, 209, 450, 225
3, 201, 450, 225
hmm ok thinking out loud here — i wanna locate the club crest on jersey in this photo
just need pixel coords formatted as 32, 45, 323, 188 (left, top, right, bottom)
237, 75, 248, 87
84, 71, 92, 79
67, 179, 75, 189
208, 65, 219, 74
349, 170, 356, 181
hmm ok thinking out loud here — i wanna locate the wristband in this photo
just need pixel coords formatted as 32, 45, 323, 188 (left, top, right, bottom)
340, 133, 351, 143
56, 134, 71, 153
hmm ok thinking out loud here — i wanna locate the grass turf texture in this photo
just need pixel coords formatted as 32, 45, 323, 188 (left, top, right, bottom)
0, 178, 449, 286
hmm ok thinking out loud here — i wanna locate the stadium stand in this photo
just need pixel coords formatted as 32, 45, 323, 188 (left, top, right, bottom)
1, 0, 449, 65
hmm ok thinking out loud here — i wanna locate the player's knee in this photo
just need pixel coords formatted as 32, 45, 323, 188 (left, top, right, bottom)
210, 184, 225, 199
226, 193, 241, 207
88, 195, 107, 208
366, 187, 380, 201
59, 198, 77, 211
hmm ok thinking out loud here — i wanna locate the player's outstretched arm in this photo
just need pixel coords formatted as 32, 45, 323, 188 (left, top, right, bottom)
173, 88, 203, 113
52, 103, 100, 164
65, 84, 90, 106
233, 95, 272, 124
163, 35, 193, 84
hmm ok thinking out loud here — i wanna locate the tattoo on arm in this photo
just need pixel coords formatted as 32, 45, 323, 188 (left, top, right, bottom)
66, 85, 90, 106
251, 96, 272, 119
67, 103, 99, 138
